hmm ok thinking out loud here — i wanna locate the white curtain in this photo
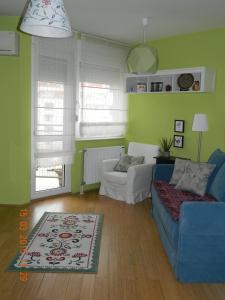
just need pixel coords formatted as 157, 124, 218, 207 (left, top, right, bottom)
76, 35, 129, 139
33, 36, 76, 167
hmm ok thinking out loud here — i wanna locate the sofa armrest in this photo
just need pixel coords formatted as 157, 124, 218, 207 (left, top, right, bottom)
178, 201, 225, 263
180, 201, 225, 232
127, 163, 153, 191
152, 164, 174, 182
101, 158, 119, 173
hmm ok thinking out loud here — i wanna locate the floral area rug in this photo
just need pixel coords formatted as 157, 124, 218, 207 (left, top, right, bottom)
7, 212, 103, 273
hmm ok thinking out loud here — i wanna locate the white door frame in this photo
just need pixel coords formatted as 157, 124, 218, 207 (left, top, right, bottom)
31, 37, 71, 200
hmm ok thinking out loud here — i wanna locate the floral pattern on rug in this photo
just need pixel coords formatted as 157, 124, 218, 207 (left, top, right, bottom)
7, 212, 103, 273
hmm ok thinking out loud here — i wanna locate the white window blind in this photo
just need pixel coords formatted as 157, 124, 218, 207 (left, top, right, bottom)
76, 35, 129, 139
33, 36, 76, 167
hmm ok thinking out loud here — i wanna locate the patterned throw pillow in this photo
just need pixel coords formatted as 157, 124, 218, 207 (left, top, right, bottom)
114, 154, 145, 172
175, 161, 216, 196
170, 158, 189, 185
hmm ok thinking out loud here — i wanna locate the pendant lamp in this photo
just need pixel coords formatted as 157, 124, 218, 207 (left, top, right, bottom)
20, 0, 72, 38
127, 17, 158, 73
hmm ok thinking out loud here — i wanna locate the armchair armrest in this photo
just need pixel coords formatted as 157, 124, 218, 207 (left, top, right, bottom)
152, 164, 174, 182
127, 163, 153, 191
101, 158, 119, 173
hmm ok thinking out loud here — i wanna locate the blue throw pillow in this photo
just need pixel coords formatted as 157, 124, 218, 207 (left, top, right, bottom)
207, 149, 225, 193
209, 162, 225, 201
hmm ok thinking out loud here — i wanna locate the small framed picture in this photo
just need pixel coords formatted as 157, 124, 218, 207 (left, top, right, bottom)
174, 120, 185, 133
174, 135, 184, 148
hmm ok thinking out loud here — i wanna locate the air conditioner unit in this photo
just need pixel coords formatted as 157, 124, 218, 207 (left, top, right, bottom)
0, 31, 19, 56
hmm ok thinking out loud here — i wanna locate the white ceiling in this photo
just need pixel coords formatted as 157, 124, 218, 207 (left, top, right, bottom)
1, 0, 225, 44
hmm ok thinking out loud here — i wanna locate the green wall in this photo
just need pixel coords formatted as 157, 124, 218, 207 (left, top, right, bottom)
0, 17, 31, 205
127, 29, 225, 162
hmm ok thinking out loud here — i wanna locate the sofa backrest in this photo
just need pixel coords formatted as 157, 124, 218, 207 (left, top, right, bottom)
207, 149, 225, 201
209, 162, 225, 202
128, 142, 160, 164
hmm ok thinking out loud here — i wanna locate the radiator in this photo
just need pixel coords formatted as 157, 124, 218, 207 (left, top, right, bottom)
81, 146, 125, 193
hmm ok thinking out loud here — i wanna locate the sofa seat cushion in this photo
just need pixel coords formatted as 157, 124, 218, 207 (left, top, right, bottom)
103, 171, 127, 185
153, 181, 216, 221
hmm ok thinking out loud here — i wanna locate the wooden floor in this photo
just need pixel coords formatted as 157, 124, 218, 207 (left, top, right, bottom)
1, 191, 225, 300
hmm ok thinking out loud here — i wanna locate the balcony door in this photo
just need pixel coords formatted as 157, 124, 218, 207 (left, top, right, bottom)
31, 80, 71, 199
31, 37, 76, 200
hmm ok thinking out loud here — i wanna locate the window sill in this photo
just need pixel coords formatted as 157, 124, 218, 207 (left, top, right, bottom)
76, 136, 125, 142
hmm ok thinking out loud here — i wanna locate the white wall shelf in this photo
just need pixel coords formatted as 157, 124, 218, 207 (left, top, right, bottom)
126, 67, 216, 94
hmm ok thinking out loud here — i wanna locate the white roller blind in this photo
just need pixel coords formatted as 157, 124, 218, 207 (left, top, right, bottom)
33, 36, 76, 167
76, 35, 129, 139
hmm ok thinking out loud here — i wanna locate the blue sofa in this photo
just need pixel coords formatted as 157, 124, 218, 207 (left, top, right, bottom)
151, 149, 225, 283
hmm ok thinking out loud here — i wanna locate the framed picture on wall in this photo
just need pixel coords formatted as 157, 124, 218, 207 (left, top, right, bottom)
174, 120, 185, 133
174, 135, 184, 148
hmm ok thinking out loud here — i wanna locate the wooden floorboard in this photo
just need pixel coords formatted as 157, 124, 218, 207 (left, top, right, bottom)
1, 191, 225, 300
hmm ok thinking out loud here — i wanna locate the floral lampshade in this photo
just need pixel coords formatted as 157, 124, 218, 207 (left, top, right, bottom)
20, 0, 73, 38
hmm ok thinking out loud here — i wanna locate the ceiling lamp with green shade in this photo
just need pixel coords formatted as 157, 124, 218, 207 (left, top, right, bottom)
127, 17, 158, 73
20, 0, 73, 38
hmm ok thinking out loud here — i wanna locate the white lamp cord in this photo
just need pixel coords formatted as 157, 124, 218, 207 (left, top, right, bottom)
142, 17, 149, 44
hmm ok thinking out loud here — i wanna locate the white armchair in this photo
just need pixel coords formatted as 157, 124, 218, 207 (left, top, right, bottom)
99, 142, 160, 204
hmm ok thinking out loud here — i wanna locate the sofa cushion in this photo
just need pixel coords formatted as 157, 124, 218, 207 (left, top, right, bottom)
103, 171, 127, 185
169, 158, 188, 185
207, 149, 225, 194
114, 154, 144, 172
154, 181, 216, 221
175, 161, 215, 196
209, 162, 225, 202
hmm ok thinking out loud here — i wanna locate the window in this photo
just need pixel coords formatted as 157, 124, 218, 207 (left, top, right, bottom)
76, 36, 129, 139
